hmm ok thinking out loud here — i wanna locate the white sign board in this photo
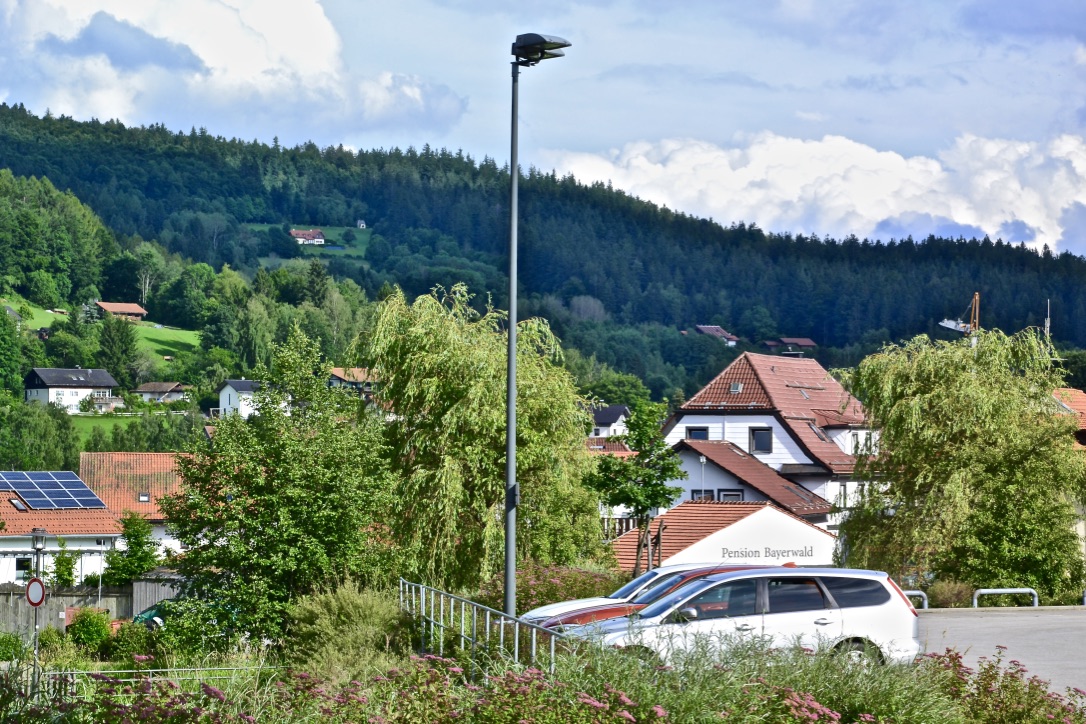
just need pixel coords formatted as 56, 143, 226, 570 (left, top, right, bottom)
663, 507, 837, 567
26, 577, 45, 607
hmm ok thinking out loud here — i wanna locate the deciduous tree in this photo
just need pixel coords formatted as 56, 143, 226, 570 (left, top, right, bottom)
839, 329, 1086, 596
583, 400, 686, 575
161, 326, 398, 639
363, 284, 604, 592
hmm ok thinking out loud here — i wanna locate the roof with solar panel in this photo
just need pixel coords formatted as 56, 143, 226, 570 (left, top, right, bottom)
0, 471, 107, 510
0, 471, 120, 537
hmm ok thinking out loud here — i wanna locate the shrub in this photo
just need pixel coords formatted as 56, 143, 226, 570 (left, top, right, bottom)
81, 572, 100, 587
108, 622, 154, 665
475, 561, 626, 612
285, 582, 409, 682
66, 608, 111, 656
0, 632, 24, 662
929, 578, 973, 608
151, 597, 239, 661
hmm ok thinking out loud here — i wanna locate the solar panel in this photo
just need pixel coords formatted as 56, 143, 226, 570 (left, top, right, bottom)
0, 471, 107, 510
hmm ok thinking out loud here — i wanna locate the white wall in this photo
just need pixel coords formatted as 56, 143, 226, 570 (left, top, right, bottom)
25, 387, 96, 413
669, 449, 769, 510
664, 507, 838, 567
0, 536, 118, 585
219, 386, 256, 419
665, 413, 814, 470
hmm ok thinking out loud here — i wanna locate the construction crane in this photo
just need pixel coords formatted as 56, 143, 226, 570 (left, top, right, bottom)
939, 292, 980, 335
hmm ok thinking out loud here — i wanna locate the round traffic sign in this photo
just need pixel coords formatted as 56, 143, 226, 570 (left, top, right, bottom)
26, 577, 45, 607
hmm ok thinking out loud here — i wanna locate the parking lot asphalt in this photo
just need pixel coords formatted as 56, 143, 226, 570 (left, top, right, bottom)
919, 607, 1086, 694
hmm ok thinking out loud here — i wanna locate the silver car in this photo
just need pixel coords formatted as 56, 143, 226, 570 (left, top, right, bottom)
562, 567, 921, 665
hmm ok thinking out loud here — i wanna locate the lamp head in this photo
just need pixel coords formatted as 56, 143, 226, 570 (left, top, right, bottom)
512, 33, 571, 66
31, 527, 47, 550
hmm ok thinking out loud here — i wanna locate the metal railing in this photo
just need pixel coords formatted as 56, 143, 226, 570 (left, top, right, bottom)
903, 589, 928, 609
973, 587, 1038, 608
399, 579, 562, 675
41, 666, 268, 700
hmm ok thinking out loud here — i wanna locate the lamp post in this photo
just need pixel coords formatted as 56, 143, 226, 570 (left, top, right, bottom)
505, 32, 571, 618
31, 527, 46, 697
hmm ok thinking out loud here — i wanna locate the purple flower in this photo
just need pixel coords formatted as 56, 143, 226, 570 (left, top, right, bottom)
652, 705, 669, 718
200, 683, 227, 702
617, 710, 636, 722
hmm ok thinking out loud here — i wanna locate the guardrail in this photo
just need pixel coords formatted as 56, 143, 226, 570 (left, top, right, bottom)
973, 587, 1038, 608
903, 590, 928, 609
399, 579, 562, 675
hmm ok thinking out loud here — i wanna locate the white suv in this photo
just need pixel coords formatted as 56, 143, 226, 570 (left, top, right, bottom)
562, 567, 921, 665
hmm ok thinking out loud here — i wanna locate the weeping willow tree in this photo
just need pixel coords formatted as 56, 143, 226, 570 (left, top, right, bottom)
361, 284, 605, 591
839, 328, 1086, 595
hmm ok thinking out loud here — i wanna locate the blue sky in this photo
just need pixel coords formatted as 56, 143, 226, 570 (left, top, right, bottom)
2, 0, 1086, 253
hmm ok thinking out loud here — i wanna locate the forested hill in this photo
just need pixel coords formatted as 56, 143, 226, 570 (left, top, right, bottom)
2, 101, 1086, 395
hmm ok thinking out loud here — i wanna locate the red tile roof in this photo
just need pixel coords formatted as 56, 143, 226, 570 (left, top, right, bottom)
290, 229, 325, 240
680, 352, 864, 475
0, 492, 121, 537
330, 367, 373, 383
611, 500, 833, 572
677, 440, 832, 515
695, 325, 739, 342
586, 437, 636, 457
79, 452, 183, 522
1055, 388, 1086, 430
779, 337, 817, 347
96, 302, 148, 316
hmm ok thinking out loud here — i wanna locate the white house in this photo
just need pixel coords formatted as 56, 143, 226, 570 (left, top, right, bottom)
290, 229, 325, 245
0, 471, 121, 585
591, 404, 630, 438
611, 500, 837, 572
662, 352, 875, 531
216, 379, 261, 419
24, 368, 123, 413
133, 382, 189, 404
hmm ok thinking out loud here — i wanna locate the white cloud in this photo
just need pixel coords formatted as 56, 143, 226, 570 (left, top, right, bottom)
544, 132, 1086, 252
0, 0, 467, 143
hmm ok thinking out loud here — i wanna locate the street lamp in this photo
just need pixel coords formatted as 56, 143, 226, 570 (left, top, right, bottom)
505, 32, 571, 619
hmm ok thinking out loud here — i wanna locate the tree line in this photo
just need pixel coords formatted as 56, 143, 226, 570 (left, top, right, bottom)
6, 102, 1086, 398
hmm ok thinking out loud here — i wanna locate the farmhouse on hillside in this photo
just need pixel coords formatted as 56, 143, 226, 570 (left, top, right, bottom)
290, 229, 326, 245
95, 301, 148, 321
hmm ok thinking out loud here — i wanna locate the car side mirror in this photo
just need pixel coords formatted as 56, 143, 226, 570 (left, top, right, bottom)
669, 607, 698, 623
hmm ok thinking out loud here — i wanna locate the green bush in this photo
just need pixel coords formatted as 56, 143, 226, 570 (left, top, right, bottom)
66, 608, 112, 656
0, 632, 24, 662
38, 625, 90, 671
474, 561, 626, 612
108, 622, 154, 665
929, 578, 973, 608
152, 597, 239, 662
285, 582, 409, 683
81, 572, 100, 587
37, 625, 62, 652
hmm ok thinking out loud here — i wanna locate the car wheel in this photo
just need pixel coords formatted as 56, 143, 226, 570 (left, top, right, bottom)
836, 640, 883, 666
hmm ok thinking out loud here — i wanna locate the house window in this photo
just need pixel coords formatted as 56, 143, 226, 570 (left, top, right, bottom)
138, 492, 151, 503
729, 382, 743, 394
686, 427, 709, 440
690, 490, 715, 501
15, 558, 31, 581
717, 489, 743, 502
593, 428, 601, 437
750, 428, 773, 454
94, 389, 107, 398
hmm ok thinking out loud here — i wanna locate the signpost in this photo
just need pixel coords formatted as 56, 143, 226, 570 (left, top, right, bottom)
26, 577, 45, 607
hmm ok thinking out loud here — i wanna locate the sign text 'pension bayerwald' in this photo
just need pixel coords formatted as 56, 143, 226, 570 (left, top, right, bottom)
721, 546, 814, 559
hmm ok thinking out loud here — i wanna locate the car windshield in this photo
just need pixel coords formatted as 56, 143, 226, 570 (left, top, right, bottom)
634, 578, 718, 619
630, 572, 694, 604
607, 569, 664, 599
